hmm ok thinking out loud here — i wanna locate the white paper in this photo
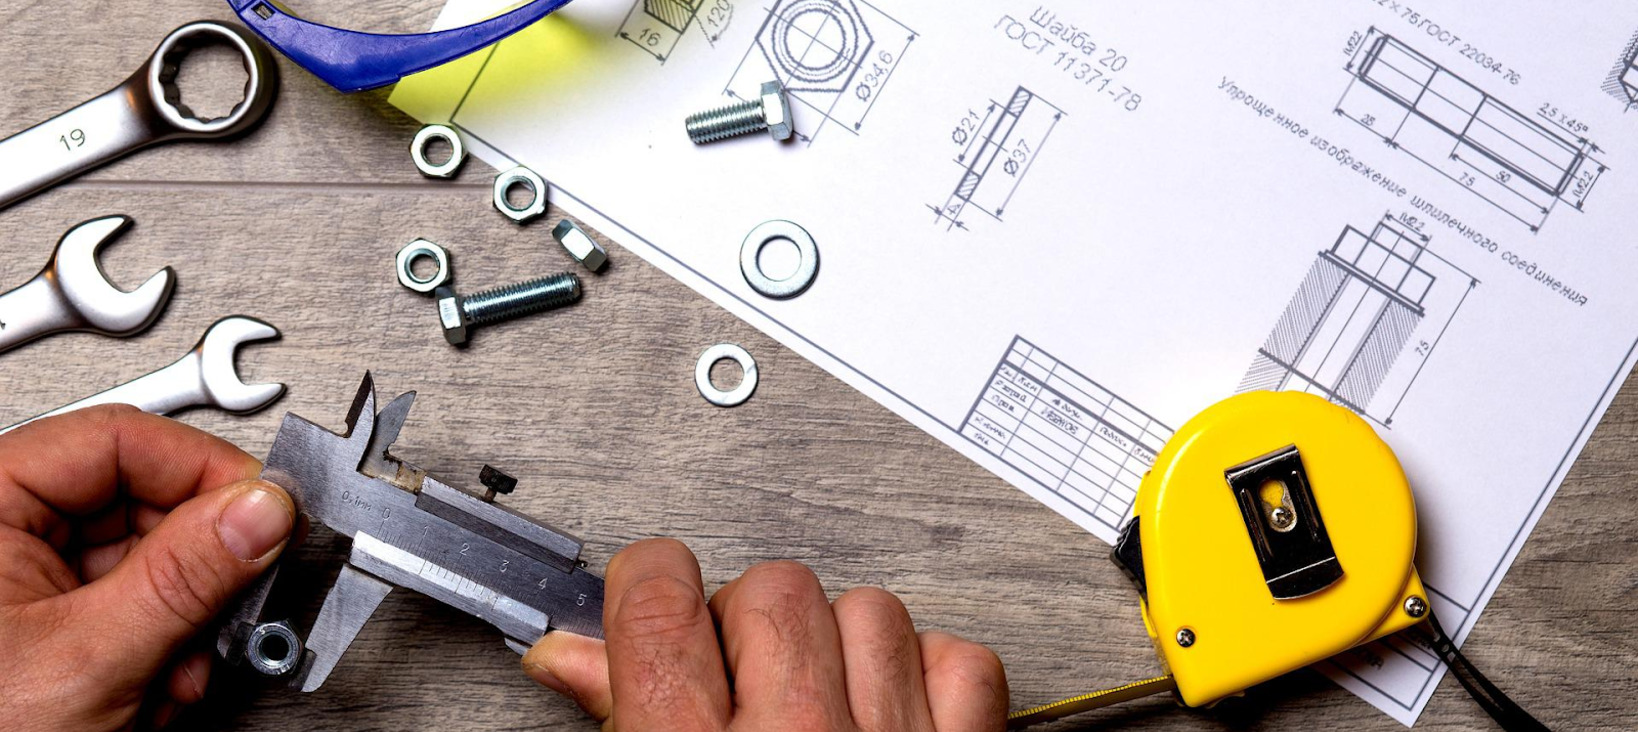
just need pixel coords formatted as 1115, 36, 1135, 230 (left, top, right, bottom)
393, 1, 1638, 724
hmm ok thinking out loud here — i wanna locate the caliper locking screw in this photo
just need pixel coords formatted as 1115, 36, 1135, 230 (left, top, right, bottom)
685, 80, 793, 144
435, 273, 581, 346
479, 465, 517, 503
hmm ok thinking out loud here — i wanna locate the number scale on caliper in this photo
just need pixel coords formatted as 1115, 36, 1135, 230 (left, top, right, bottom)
216, 373, 604, 691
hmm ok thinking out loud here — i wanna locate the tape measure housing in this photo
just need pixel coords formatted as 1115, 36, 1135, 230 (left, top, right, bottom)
1113, 391, 1426, 706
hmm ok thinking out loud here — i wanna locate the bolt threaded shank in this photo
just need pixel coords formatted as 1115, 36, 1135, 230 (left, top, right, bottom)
462, 273, 581, 324
686, 100, 767, 144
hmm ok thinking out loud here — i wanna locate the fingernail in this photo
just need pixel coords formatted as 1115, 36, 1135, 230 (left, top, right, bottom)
152, 700, 177, 728
523, 658, 571, 695
218, 482, 294, 561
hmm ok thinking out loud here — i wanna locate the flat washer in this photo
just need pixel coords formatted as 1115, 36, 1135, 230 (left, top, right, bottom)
695, 343, 758, 407
740, 220, 818, 299
411, 124, 466, 178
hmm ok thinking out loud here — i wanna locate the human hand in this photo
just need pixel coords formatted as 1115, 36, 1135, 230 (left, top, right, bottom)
523, 539, 1009, 731
0, 405, 296, 731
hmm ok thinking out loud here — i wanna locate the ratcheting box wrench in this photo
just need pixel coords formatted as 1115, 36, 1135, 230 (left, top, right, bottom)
0, 215, 174, 356
0, 21, 278, 213
0, 316, 285, 435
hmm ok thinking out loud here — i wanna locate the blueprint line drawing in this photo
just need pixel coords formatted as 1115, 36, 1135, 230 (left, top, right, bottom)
961, 337, 1172, 533
619, 0, 737, 63
1603, 29, 1638, 112
618, 0, 703, 62
724, 0, 915, 145
392, 1, 1638, 723
1238, 215, 1476, 426
761, 0, 870, 91
929, 86, 1064, 231
1336, 28, 1607, 233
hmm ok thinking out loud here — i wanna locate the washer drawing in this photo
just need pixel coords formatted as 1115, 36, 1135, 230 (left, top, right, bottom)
930, 85, 1064, 232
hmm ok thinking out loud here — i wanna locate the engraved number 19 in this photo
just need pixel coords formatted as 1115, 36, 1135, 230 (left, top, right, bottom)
60, 129, 85, 150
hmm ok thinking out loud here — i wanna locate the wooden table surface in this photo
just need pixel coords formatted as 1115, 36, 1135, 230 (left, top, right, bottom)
0, 2, 1632, 730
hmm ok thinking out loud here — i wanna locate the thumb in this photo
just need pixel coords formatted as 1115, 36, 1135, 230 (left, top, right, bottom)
67, 479, 294, 687
524, 632, 612, 722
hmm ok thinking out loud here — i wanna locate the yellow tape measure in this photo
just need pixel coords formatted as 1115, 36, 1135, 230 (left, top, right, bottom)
1010, 391, 1428, 727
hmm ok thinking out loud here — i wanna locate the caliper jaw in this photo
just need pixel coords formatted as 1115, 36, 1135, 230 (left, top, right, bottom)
217, 373, 605, 691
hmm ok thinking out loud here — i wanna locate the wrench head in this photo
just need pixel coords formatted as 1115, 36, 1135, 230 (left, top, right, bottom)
52, 216, 175, 336
197, 316, 285, 414
145, 22, 280, 138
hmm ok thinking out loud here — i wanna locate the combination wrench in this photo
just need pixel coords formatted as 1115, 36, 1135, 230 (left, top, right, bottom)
0, 21, 278, 212
1, 316, 285, 435
0, 215, 174, 356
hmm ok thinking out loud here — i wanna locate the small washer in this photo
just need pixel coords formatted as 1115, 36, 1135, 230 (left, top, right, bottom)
411, 124, 466, 178
494, 166, 548, 223
695, 343, 758, 407
396, 239, 451, 293
740, 220, 818, 299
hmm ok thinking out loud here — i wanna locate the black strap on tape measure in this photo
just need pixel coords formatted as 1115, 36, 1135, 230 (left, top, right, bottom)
1425, 611, 1550, 732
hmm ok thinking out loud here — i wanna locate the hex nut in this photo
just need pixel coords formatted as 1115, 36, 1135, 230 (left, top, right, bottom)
760, 81, 793, 141
494, 166, 548, 223
247, 621, 302, 676
552, 219, 609, 272
411, 124, 466, 178
396, 239, 451, 294
435, 285, 469, 346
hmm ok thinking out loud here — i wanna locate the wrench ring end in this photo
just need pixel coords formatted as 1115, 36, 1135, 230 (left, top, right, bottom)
146, 21, 279, 138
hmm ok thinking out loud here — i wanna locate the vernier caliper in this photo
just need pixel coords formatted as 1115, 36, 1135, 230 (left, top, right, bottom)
217, 373, 604, 691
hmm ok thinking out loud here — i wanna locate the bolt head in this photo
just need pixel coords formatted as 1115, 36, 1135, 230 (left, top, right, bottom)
436, 286, 469, 346
553, 219, 609, 272
760, 81, 792, 141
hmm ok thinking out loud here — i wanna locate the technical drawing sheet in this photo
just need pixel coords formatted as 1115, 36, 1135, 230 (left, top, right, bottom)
392, 1, 1638, 723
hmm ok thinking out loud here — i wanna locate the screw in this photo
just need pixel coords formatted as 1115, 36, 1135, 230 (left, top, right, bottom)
435, 274, 581, 346
686, 80, 793, 144
479, 465, 517, 502
1404, 596, 1428, 618
1175, 628, 1196, 648
1269, 506, 1295, 531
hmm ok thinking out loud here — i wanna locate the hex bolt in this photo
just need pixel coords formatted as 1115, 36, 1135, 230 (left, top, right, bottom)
435, 273, 581, 346
685, 80, 793, 144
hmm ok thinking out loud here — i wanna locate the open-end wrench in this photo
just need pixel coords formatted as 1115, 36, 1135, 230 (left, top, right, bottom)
0, 215, 174, 355
0, 21, 278, 212
2, 316, 285, 435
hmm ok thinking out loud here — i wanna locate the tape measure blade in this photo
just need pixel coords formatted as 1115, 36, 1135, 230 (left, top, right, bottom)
1006, 675, 1178, 729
